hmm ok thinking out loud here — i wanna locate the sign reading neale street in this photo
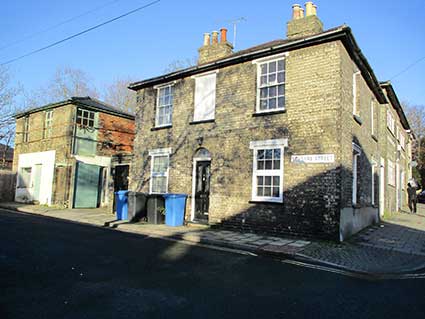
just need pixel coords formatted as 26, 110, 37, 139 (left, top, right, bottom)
291, 154, 335, 164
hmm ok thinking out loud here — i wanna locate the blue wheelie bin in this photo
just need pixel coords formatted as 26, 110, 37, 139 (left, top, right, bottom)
163, 194, 188, 227
115, 190, 129, 220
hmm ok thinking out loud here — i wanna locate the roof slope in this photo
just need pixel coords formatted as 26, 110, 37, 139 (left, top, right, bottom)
15, 96, 135, 119
128, 25, 386, 104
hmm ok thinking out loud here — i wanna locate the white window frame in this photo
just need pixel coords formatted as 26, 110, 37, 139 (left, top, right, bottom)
23, 116, 30, 143
370, 100, 375, 136
192, 70, 218, 122
352, 143, 362, 205
253, 53, 287, 114
387, 109, 395, 134
371, 158, 377, 205
154, 83, 175, 127
388, 160, 396, 186
18, 167, 32, 188
76, 108, 95, 128
149, 148, 172, 194
250, 138, 288, 203
43, 110, 53, 138
352, 71, 361, 116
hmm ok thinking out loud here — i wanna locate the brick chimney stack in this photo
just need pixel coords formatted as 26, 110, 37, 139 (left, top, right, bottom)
198, 28, 234, 65
287, 2, 323, 39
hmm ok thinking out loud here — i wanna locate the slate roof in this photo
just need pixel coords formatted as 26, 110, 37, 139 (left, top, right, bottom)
15, 96, 135, 119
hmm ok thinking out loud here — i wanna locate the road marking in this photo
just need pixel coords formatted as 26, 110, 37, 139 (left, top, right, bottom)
280, 259, 374, 280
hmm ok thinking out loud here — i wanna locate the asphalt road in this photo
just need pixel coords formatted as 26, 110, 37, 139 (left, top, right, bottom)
1, 209, 425, 319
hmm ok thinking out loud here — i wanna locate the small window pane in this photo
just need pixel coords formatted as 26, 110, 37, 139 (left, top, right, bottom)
257, 176, 264, 186
269, 61, 276, 73
265, 176, 272, 186
273, 149, 281, 158
260, 64, 267, 75
265, 160, 272, 170
257, 150, 265, 159
257, 187, 264, 197
278, 72, 285, 83
273, 176, 280, 186
268, 74, 276, 83
265, 149, 273, 159
260, 100, 267, 110
272, 186, 280, 197
264, 187, 271, 197
257, 161, 265, 170
273, 160, 280, 170
269, 98, 276, 109
278, 60, 285, 71
278, 97, 285, 108
269, 86, 276, 97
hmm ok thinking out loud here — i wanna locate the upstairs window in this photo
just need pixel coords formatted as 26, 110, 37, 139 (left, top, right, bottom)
76, 109, 95, 128
43, 110, 53, 138
387, 109, 395, 134
352, 71, 361, 116
400, 132, 406, 149
155, 84, 174, 127
370, 100, 376, 136
23, 116, 30, 143
193, 71, 217, 122
255, 55, 286, 113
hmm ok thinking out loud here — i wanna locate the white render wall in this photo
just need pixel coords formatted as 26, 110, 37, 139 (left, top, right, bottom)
15, 150, 56, 205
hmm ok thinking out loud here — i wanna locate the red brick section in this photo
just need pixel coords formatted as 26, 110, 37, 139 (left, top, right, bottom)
97, 112, 135, 156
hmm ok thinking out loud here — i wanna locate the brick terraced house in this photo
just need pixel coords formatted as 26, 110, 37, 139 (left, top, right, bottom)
13, 97, 135, 210
128, 2, 414, 241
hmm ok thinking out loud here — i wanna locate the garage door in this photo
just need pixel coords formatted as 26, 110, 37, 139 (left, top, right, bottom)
73, 162, 101, 208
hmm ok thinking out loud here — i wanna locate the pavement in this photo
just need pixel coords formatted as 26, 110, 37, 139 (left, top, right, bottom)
2, 209, 425, 319
1, 201, 425, 276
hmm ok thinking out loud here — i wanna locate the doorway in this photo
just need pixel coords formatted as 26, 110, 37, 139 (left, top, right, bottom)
73, 162, 101, 208
191, 148, 211, 223
32, 164, 42, 202
379, 158, 385, 217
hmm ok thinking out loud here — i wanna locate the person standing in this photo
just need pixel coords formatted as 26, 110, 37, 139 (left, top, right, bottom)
407, 182, 417, 214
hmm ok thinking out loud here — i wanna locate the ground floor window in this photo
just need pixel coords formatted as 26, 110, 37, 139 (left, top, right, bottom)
352, 143, 361, 205
249, 139, 287, 203
149, 148, 172, 194
18, 167, 32, 188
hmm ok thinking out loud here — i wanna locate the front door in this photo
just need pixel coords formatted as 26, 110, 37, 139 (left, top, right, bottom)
194, 161, 211, 222
32, 164, 42, 201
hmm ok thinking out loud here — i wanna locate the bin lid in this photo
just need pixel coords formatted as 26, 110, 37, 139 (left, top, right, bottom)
115, 190, 130, 195
162, 193, 188, 199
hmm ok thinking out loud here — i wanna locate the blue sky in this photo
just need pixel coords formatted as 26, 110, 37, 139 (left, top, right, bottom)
1, 0, 424, 105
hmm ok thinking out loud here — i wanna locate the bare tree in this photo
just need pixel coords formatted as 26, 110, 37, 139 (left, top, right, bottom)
26, 66, 99, 108
103, 77, 137, 114
163, 57, 197, 73
0, 66, 21, 167
404, 102, 425, 185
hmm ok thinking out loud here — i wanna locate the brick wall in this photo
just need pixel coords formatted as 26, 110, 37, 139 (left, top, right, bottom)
131, 41, 348, 240
97, 112, 135, 156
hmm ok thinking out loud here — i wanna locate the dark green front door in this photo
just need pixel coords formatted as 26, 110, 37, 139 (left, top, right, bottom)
73, 162, 101, 208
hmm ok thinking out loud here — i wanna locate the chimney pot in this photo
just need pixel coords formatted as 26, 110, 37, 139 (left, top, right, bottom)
300, 8, 305, 18
312, 4, 317, 15
305, 2, 314, 16
211, 31, 219, 45
203, 33, 211, 46
220, 28, 228, 43
292, 4, 302, 20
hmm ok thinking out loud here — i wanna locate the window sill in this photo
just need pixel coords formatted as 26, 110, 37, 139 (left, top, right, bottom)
353, 114, 362, 125
371, 134, 378, 142
249, 200, 284, 205
151, 125, 172, 131
189, 119, 215, 125
253, 109, 286, 117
